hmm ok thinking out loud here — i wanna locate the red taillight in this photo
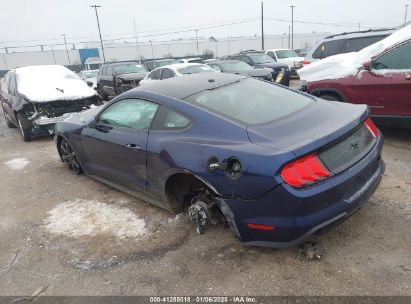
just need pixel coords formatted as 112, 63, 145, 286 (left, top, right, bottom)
302, 60, 311, 65
247, 223, 275, 231
280, 153, 330, 187
365, 118, 379, 137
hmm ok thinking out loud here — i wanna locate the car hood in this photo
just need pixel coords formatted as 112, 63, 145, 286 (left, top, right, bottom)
233, 69, 271, 77
247, 98, 368, 157
117, 72, 148, 81
278, 57, 304, 64
254, 62, 288, 69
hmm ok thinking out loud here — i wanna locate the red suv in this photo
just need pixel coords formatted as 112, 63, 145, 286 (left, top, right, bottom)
304, 39, 411, 127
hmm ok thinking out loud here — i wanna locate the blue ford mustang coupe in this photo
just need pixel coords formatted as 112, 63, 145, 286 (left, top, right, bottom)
55, 73, 384, 248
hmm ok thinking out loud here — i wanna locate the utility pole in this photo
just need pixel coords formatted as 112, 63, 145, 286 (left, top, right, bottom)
195, 29, 199, 55
227, 37, 230, 55
288, 26, 291, 49
62, 34, 71, 65
133, 19, 141, 64
405, 4, 409, 25
149, 40, 154, 58
261, 1, 265, 50
290, 5, 295, 50
90, 5, 106, 62
50, 47, 56, 64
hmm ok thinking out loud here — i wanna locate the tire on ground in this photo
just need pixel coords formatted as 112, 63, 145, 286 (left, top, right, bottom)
16, 112, 32, 141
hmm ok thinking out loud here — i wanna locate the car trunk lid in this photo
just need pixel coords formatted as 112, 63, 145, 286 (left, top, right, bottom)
246, 100, 370, 162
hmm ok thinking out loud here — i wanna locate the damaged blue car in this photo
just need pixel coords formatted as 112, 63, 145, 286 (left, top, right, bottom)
54, 73, 384, 248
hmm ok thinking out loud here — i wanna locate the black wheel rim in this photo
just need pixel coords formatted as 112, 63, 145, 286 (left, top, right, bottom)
60, 140, 81, 174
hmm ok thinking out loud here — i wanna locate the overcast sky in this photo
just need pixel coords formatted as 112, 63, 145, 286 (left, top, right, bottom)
0, 0, 408, 48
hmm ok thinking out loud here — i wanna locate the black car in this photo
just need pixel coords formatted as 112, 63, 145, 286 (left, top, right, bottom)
144, 59, 179, 71
97, 62, 148, 100
207, 59, 279, 83
0, 65, 102, 141
230, 51, 290, 86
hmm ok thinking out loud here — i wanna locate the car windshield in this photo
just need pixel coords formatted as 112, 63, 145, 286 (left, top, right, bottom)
185, 78, 314, 125
82, 71, 98, 78
114, 64, 147, 75
247, 53, 275, 64
221, 61, 253, 72
275, 50, 299, 59
178, 65, 216, 74
156, 60, 179, 68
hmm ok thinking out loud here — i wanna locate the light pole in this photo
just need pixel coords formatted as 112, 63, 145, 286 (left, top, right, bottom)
195, 29, 199, 55
50, 46, 57, 64
149, 40, 154, 58
290, 5, 295, 50
405, 4, 409, 25
62, 34, 71, 65
261, 1, 264, 50
90, 5, 106, 62
133, 19, 141, 63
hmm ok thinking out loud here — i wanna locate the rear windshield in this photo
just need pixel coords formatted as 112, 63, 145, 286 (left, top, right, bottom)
114, 64, 147, 74
184, 78, 314, 125
221, 61, 253, 72
178, 65, 215, 74
275, 49, 299, 59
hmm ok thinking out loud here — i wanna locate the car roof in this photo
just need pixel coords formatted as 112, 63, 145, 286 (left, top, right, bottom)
266, 48, 294, 52
133, 72, 246, 100
207, 60, 242, 64
102, 62, 141, 67
323, 28, 395, 40
159, 62, 208, 72
145, 59, 176, 64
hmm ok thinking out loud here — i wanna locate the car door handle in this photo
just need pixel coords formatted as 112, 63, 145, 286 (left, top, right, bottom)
126, 143, 142, 150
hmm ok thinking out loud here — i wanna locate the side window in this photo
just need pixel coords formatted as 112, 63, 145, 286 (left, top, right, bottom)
98, 99, 159, 130
152, 108, 192, 130
149, 69, 162, 80
162, 68, 176, 79
8, 74, 17, 95
373, 42, 411, 70
342, 35, 387, 53
242, 56, 253, 65
312, 39, 345, 59
267, 51, 275, 59
102, 67, 107, 76
210, 64, 222, 72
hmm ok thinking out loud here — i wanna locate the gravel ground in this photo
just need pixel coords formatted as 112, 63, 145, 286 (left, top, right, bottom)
0, 87, 410, 296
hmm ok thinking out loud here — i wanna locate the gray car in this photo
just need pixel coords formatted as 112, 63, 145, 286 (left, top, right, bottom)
303, 28, 394, 64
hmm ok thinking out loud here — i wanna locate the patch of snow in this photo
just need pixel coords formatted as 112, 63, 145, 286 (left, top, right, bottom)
5, 158, 30, 170
44, 199, 147, 239
15, 65, 96, 102
298, 24, 411, 82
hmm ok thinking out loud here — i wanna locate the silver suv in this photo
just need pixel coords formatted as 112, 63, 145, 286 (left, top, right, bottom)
304, 28, 394, 64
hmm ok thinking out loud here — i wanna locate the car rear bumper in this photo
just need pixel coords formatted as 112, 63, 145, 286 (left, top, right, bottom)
218, 137, 384, 248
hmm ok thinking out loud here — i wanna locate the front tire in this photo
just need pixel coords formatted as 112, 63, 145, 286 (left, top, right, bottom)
59, 139, 82, 174
2, 106, 16, 128
98, 85, 108, 101
17, 112, 32, 142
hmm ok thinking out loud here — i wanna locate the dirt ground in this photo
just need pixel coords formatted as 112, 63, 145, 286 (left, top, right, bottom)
0, 86, 410, 296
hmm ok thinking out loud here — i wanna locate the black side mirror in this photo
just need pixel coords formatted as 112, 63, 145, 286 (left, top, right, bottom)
87, 81, 93, 87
